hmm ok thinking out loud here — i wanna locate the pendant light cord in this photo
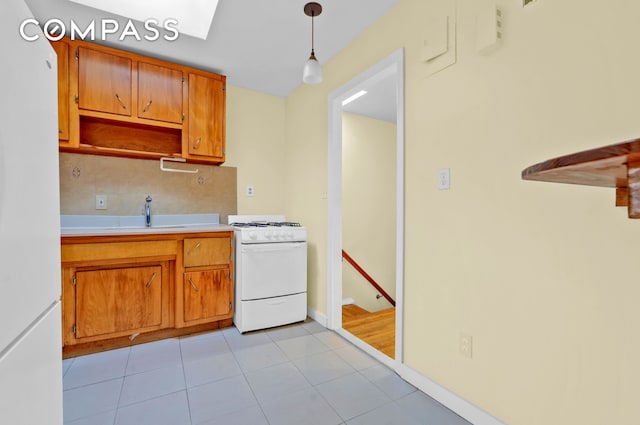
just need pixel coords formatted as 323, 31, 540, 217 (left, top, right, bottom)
311, 11, 315, 55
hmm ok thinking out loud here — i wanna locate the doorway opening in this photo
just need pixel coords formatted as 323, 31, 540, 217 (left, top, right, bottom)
327, 49, 404, 368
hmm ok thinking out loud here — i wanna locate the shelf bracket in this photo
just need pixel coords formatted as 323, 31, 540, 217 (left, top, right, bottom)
160, 157, 198, 174
616, 187, 629, 207
627, 161, 640, 218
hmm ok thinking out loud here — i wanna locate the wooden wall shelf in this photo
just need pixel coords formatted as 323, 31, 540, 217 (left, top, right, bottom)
521, 138, 640, 218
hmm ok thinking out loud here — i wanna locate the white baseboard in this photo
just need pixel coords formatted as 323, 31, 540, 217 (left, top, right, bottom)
308, 305, 507, 425
398, 365, 508, 425
306, 306, 328, 327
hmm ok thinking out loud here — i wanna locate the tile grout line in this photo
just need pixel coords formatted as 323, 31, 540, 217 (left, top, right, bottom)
177, 336, 195, 425
223, 329, 273, 425
112, 347, 132, 425
280, 333, 355, 424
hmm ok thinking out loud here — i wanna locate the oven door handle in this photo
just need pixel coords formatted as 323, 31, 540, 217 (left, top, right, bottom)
241, 242, 306, 253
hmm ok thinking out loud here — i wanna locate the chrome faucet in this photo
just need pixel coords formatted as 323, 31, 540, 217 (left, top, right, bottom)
145, 195, 152, 227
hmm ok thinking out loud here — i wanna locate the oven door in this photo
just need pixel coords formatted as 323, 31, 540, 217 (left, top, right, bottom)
237, 241, 307, 300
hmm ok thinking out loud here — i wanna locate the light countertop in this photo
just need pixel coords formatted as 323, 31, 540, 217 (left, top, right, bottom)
60, 214, 233, 237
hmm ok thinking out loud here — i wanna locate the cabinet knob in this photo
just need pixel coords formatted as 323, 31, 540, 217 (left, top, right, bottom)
142, 99, 153, 112
187, 241, 201, 256
193, 137, 201, 150
188, 277, 200, 292
145, 272, 157, 288
115, 93, 127, 110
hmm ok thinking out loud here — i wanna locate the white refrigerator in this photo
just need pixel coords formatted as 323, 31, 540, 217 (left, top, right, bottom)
0, 0, 63, 424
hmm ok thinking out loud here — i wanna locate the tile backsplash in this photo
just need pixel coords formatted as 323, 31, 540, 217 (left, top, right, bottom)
59, 153, 237, 223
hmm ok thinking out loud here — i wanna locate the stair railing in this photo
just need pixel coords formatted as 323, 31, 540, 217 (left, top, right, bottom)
341, 249, 395, 307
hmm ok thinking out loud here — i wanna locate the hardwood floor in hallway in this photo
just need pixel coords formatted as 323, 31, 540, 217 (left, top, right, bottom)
342, 304, 395, 359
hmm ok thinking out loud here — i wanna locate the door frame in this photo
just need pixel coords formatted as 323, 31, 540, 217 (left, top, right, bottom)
326, 48, 405, 369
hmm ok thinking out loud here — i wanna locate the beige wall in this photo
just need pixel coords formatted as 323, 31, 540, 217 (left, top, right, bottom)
59, 153, 237, 222
342, 112, 396, 312
225, 85, 287, 216
284, 1, 640, 424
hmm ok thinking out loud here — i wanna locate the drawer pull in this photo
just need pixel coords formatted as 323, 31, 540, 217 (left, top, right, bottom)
187, 242, 201, 256
142, 99, 153, 112
115, 93, 127, 110
188, 277, 199, 292
145, 272, 157, 288
193, 137, 201, 150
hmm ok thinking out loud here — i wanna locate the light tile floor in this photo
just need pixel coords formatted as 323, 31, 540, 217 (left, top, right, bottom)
62, 319, 472, 425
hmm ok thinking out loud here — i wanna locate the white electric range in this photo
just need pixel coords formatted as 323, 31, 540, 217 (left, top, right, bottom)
228, 215, 308, 333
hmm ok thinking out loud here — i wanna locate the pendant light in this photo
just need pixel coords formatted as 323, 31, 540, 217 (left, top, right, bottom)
302, 2, 323, 84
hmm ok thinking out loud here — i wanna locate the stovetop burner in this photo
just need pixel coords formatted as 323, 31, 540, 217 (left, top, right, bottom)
268, 222, 301, 227
232, 221, 301, 228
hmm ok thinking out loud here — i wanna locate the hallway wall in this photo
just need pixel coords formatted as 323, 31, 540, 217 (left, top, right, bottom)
283, 1, 640, 424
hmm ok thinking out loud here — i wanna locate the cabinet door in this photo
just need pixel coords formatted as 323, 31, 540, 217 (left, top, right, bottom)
138, 62, 183, 124
183, 269, 232, 323
75, 265, 162, 338
51, 40, 69, 141
188, 73, 225, 159
78, 46, 132, 116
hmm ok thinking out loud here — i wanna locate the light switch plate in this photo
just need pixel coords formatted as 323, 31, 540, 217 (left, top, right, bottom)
460, 333, 473, 358
438, 168, 450, 190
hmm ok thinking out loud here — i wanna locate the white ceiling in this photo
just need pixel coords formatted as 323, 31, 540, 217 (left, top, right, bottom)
24, 0, 399, 120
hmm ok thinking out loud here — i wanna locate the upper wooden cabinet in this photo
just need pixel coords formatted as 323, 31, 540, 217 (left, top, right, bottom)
138, 62, 183, 124
77, 48, 184, 123
51, 39, 69, 141
187, 73, 226, 161
55, 37, 226, 164
78, 47, 132, 116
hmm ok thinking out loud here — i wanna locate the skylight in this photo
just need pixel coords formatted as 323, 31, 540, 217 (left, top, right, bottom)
68, 0, 219, 40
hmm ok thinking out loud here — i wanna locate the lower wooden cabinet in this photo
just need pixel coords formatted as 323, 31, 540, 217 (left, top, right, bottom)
177, 234, 234, 327
183, 269, 232, 323
61, 231, 234, 357
74, 264, 167, 340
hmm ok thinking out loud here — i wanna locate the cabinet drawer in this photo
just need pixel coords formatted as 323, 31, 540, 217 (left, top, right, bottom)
62, 240, 176, 263
183, 237, 230, 267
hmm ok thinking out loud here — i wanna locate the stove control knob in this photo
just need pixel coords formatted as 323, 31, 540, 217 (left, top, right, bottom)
288, 231, 294, 239
249, 232, 257, 240
265, 231, 272, 238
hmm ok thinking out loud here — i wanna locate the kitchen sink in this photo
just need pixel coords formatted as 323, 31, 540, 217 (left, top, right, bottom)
97, 225, 187, 230
60, 214, 221, 232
